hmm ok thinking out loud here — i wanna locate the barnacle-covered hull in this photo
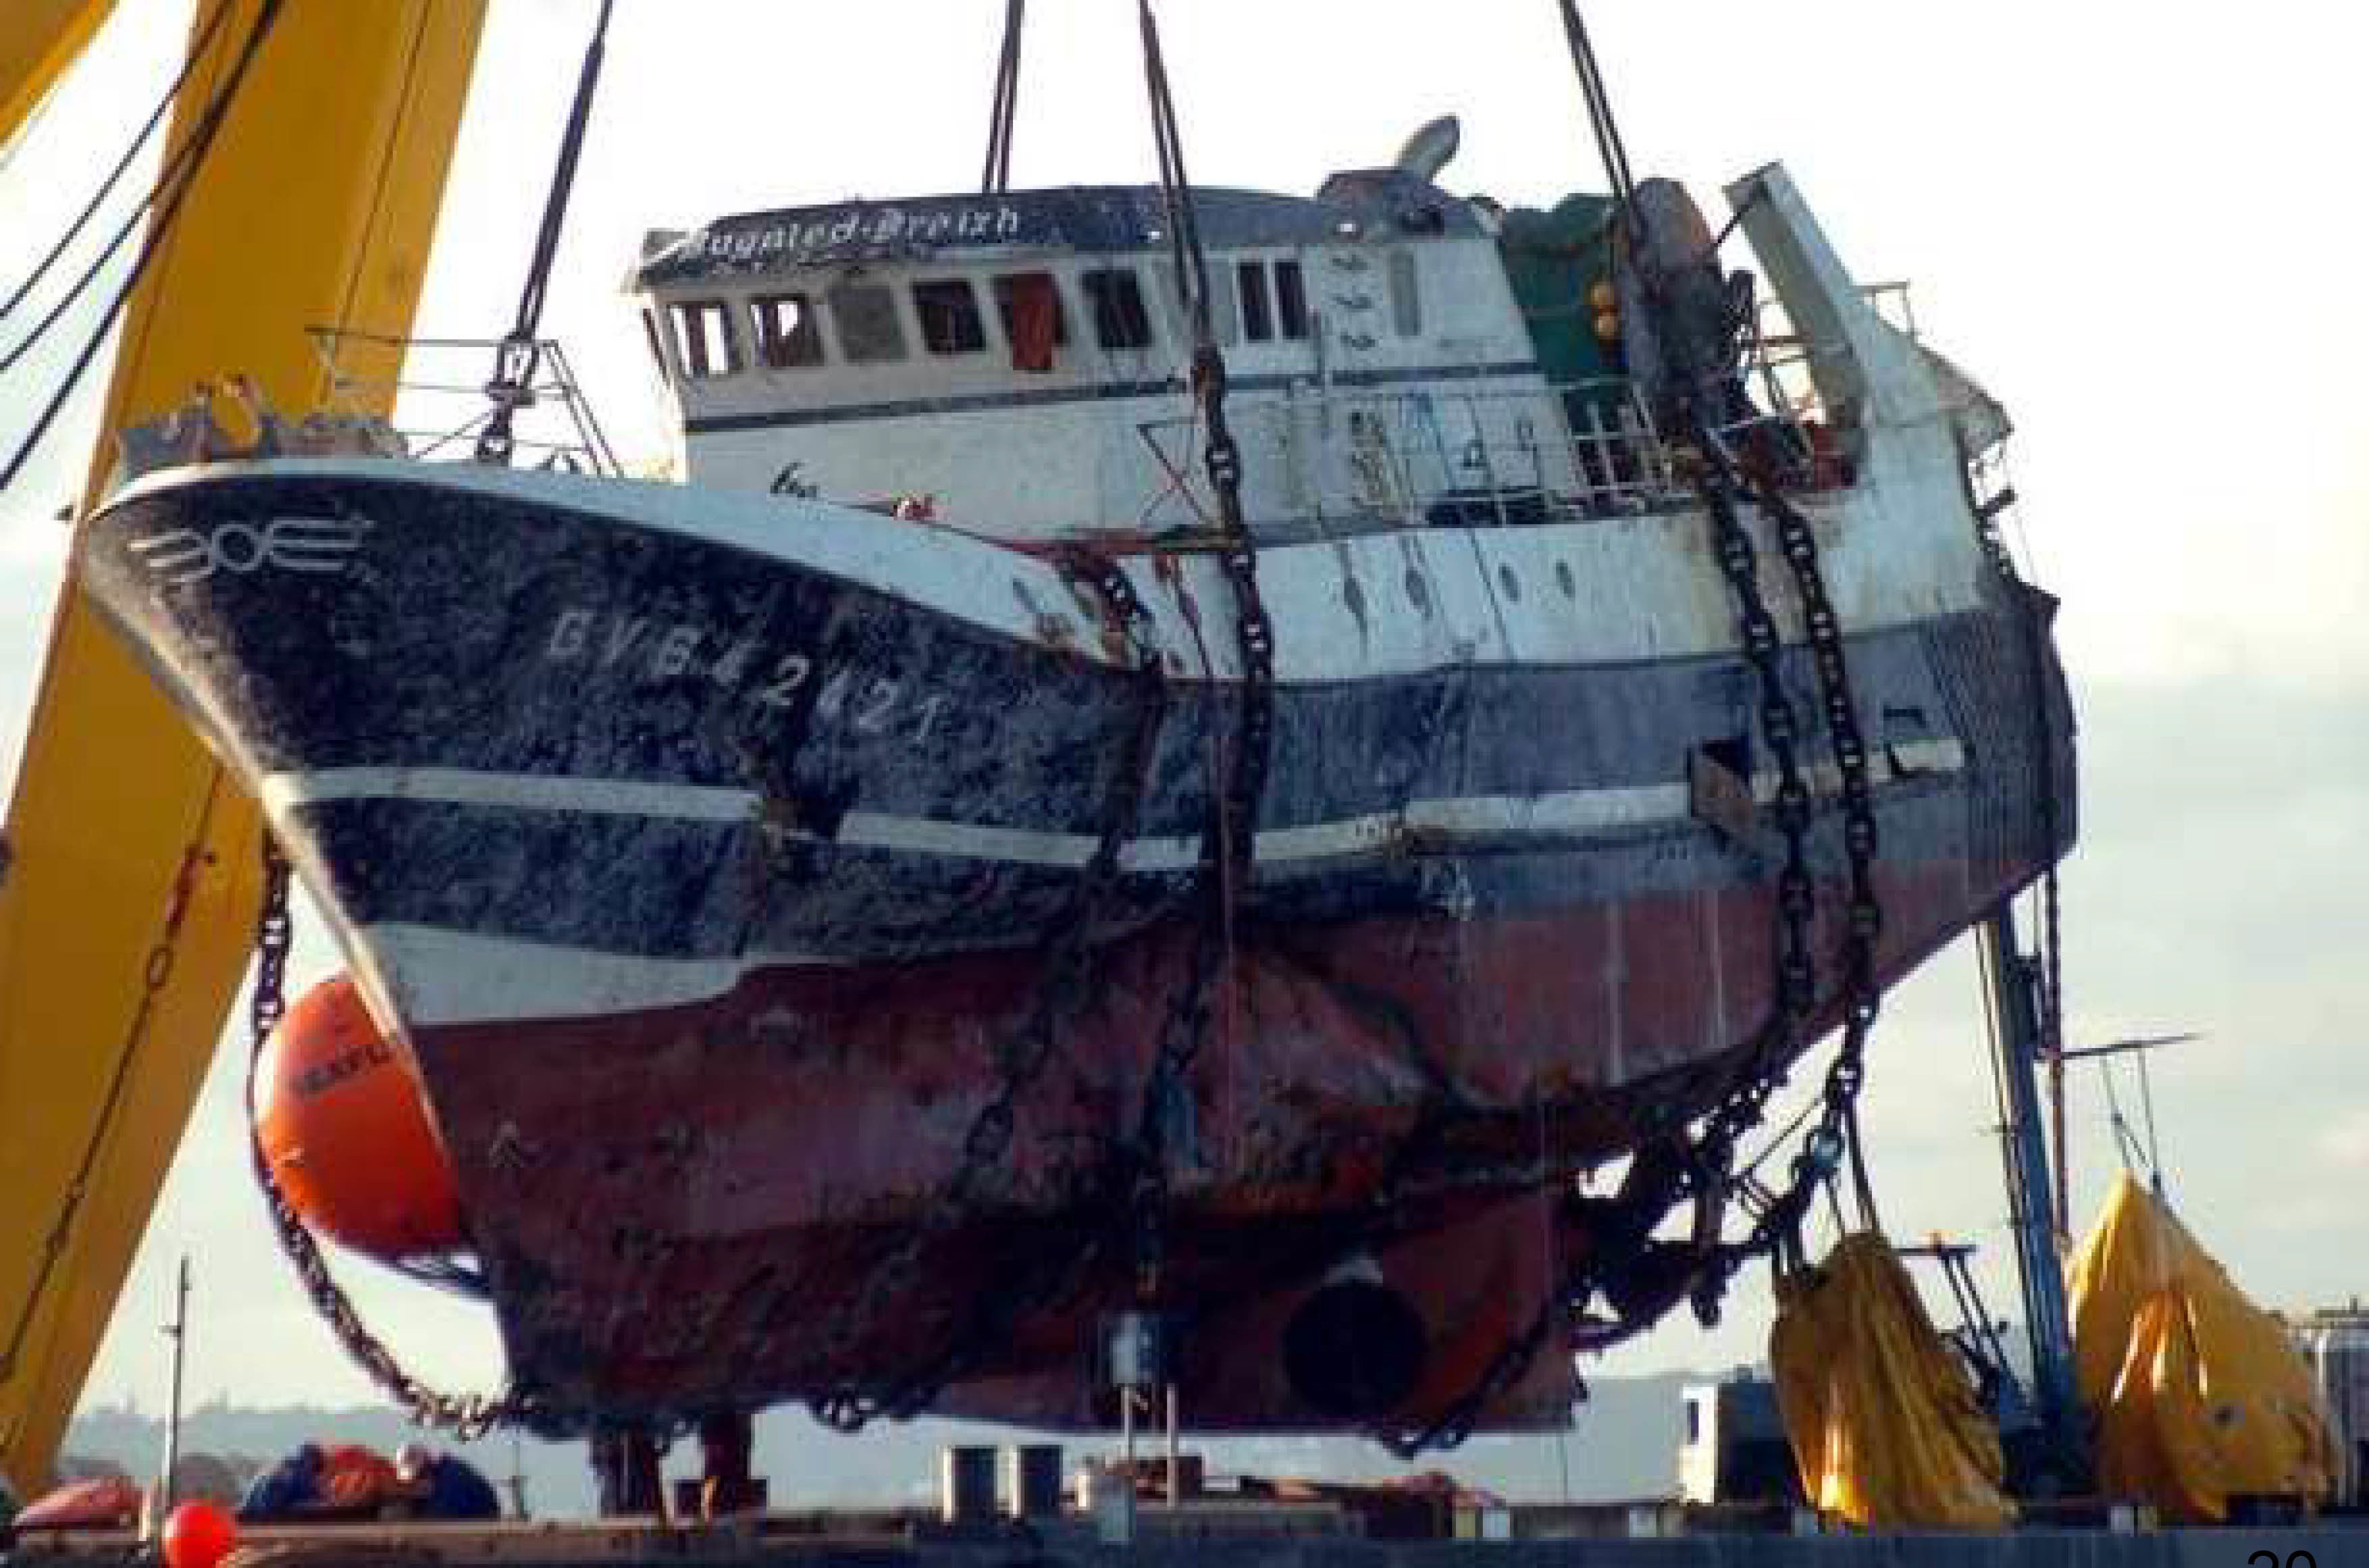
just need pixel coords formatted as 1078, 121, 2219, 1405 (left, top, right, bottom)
80, 452, 2072, 1430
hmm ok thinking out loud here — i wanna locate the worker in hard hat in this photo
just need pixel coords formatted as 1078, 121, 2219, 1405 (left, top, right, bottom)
393, 1444, 502, 1521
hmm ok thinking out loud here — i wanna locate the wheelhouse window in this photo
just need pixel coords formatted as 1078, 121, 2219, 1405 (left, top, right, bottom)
993, 271, 1066, 372
1236, 258, 1309, 343
667, 298, 741, 378
1157, 261, 1236, 346
912, 279, 988, 355
1275, 258, 1309, 338
750, 292, 824, 368
1082, 268, 1154, 350
1387, 250, 1422, 337
829, 281, 906, 363
1237, 260, 1272, 341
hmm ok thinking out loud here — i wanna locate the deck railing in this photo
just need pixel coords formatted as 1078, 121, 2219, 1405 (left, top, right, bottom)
111, 333, 627, 483
1141, 366, 1842, 533
307, 328, 623, 477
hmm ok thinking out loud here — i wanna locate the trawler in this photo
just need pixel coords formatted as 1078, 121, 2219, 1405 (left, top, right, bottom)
75, 121, 2072, 1438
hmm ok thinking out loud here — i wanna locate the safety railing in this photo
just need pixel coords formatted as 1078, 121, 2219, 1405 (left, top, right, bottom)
307, 328, 623, 477
1141, 367, 1842, 533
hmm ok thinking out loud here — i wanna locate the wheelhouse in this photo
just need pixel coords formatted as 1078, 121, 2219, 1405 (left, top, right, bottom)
631, 172, 1621, 539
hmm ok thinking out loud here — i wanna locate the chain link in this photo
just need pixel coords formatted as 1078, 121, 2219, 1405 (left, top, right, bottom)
1116, 345, 1276, 1303
1, 837, 208, 1390
806, 546, 1170, 1429
1671, 442, 1888, 1299
245, 839, 531, 1438
814, 333, 1279, 1419
1380, 421, 1892, 1451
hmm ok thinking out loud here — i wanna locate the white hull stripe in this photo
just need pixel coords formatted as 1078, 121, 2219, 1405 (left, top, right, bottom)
261, 738, 1963, 874
352, 922, 841, 1028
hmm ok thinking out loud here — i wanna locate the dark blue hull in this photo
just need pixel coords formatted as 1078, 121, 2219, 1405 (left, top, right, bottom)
79, 457, 2075, 1431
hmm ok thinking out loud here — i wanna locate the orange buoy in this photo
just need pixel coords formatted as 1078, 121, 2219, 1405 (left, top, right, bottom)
253, 974, 464, 1257
160, 1500, 238, 1568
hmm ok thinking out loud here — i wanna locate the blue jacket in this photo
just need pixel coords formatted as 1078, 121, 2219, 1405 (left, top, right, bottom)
414, 1455, 502, 1521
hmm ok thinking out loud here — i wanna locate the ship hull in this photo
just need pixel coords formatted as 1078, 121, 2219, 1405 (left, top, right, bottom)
80, 456, 2074, 1432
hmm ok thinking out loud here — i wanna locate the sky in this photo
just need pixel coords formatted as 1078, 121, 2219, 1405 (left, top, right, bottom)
3, 0, 2367, 1482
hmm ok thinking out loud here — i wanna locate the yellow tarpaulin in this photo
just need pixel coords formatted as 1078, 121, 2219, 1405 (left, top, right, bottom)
2068, 1171, 2336, 1521
1770, 1231, 2016, 1530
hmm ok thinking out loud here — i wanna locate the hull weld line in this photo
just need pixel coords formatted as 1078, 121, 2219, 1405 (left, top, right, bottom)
261, 738, 1962, 870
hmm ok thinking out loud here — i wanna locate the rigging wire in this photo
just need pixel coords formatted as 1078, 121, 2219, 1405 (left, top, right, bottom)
1555, 1, 1638, 209
0, 772, 224, 1396
1135, 1, 1216, 352
0, 0, 234, 332
2097, 1059, 2152, 1178
474, 0, 615, 466
317, 0, 438, 405
979, 0, 1024, 195
0, 0, 286, 497
2134, 1047, 2166, 1194
0, 3, 252, 382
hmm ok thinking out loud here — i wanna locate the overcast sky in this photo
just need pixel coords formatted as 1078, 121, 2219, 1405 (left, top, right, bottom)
4, 0, 2365, 1466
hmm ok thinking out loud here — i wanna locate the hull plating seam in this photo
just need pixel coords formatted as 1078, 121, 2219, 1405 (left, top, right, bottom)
261, 737, 1965, 873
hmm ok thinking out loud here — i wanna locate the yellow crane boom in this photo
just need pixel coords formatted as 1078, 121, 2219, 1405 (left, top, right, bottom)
0, 0, 486, 1495
0, 1, 118, 152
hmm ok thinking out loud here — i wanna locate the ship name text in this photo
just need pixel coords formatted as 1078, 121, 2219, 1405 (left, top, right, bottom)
542, 606, 945, 743
678, 199, 1026, 269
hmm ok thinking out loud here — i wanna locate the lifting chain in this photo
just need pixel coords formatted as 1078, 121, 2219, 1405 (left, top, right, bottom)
1691, 444, 1887, 1275
1521, 3, 1890, 1369
1378, 428, 1891, 1451
808, 546, 1170, 1430
245, 838, 531, 1438
1116, 0, 1280, 1322
1120, 346, 1276, 1305
1372, 1299, 1560, 1459
0, 822, 211, 1392
473, 0, 613, 467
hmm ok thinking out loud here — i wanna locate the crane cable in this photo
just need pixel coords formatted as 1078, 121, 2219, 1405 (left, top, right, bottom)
1124, 0, 1275, 1307
473, 0, 615, 467
0, 779, 222, 1401
0, 0, 234, 336
979, 0, 1024, 195
1555, 0, 1637, 210
1562, 0, 1886, 1246
0, 0, 286, 496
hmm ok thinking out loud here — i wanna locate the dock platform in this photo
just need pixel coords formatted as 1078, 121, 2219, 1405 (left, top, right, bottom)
7, 1514, 2363, 1567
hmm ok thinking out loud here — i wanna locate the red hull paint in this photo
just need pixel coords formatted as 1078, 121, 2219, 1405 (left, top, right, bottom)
415, 855, 2018, 1429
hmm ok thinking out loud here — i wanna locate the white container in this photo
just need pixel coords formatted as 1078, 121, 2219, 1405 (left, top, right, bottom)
2297, 1310, 2369, 1507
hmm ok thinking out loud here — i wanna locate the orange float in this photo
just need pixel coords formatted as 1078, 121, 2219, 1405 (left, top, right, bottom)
160, 1500, 238, 1568
253, 974, 465, 1257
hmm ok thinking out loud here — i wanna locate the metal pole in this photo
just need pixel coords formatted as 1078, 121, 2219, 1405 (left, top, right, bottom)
1164, 1383, 1180, 1509
2050, 1046, 2070, 1243
2137, 1052, 2166, 1195
1980, 908, 2081, 1468
506, 1432, 528, 1520
160, 1256, 189, 1510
